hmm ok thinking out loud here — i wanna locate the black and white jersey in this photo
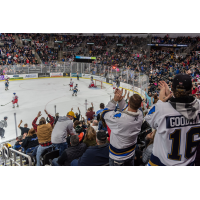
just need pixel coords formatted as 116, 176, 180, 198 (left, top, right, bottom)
145, 99, 200, 166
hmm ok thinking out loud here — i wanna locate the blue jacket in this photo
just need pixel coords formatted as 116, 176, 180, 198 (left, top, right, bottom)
78, 143, 109, 166
98, 120, 107, 131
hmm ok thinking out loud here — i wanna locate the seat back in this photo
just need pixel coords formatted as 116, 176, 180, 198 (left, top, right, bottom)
43, 150, 59, 165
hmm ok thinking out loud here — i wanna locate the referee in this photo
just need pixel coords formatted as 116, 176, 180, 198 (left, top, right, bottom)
77, 71, 79, 80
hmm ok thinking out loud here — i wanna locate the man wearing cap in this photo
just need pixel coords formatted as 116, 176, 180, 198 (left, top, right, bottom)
70, 130, 109, 166
51, 111, 76, 156
145, 74, 200, 166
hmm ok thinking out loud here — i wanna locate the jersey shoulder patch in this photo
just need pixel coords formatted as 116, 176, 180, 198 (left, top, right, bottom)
148, 106, 155, 115
113, 113, 121, 118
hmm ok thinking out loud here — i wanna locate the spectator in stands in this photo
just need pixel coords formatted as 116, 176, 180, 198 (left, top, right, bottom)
75, 125, 84, 142
90, 120, 98, 132
102, 88, 143, 166
51, 111, 76, 156
141, 129, 156, 165
144, 89, 154, 107
21, 128, 39, 154
98, 117, 108, 132
96, 103, 105, 120
86, 102, 95, 121
13, 136, 23, 150
52, 135, 87, 166
18, 120, 30, 136
83, 126, 97, 147
192, 85, 198, 95
145, 76, 199, 166
73, 107, 81, 122
32, 110, 54, 166
71, 130, 109, 166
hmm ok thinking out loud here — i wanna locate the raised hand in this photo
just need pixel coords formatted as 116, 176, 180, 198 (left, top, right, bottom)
37, 111, 42, 118
114, 88, 123, 102
159, 82, 172, 102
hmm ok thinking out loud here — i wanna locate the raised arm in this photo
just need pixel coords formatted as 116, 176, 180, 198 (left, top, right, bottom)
18, 120, 22, 128
44, 109, 54, 127
32, 111, 41, 131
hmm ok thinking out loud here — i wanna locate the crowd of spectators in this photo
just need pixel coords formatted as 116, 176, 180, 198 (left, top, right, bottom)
0, 44, 38, 66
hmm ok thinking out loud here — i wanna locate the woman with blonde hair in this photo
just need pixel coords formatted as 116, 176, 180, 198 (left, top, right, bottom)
83, 126, 97, 147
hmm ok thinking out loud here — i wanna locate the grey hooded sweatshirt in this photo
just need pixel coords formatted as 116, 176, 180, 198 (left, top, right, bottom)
51, 116, 75, 144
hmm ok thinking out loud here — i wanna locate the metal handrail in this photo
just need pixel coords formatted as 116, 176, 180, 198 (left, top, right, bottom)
9, 148, 32, 166
2, 146, 9, 164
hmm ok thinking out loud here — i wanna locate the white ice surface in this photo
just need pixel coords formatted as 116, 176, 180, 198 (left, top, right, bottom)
0, 77, 116, 144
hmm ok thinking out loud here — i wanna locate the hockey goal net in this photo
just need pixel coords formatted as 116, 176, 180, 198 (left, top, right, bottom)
95, 79, 104, 89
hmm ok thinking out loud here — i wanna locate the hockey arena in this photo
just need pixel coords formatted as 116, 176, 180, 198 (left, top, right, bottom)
0, 33, 200, 167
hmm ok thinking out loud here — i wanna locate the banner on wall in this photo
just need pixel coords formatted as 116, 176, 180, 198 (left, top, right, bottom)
0, 75, 4, 80
71, 73, 82, 77
82, 74, 91, 78
38, 73, 50, 77
50, 73, 63, 77
23, 74, 38, 79
5, 75, 23, 80
63, 73, 70, 77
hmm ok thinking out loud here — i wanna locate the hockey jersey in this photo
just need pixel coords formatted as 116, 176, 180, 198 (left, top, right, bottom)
0, 120, 7, 128
13, 95, 18, 101
73, 86, 78, 91
70, 81, 74, 86
102, 99, 143, 161
145, 99, 200, 166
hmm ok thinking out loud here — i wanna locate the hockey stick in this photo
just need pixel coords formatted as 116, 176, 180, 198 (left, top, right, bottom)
1, 101, 11, 106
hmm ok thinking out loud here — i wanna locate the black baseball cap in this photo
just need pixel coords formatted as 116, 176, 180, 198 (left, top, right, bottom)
96, 130, 107, 142
172, 74, 192, 92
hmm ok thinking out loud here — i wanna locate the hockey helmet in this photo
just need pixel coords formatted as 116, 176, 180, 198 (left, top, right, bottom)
13, 93, 16, 95
75, 125, 82, 134
4, 116, 8, 120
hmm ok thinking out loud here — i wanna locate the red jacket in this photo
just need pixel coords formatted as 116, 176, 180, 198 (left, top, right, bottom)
192, 88, 197, 94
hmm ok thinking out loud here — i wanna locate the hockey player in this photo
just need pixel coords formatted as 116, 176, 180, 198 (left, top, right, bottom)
0, 116, 8, 138
72, 84, 78, 96
89, 80, 97, 88
113, 81, 116, 93
5, 78, 9, 91
145, 74, 200, 166
12, 93, 19, 108
69, 78, 74, 91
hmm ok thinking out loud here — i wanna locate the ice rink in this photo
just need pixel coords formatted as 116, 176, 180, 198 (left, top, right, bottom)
0, 77, 118, 143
